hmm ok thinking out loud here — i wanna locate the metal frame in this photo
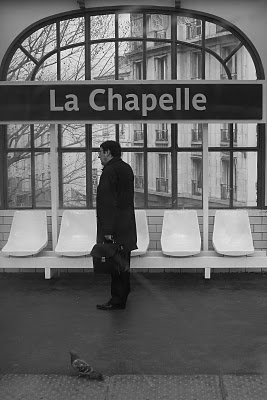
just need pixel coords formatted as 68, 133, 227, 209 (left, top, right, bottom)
0, 5, 265, 210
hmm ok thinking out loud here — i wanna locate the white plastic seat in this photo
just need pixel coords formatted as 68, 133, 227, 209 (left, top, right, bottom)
2, 210, 48, 256
161, 210, 201, 256
55, 210, 97, 256
213, 210, 254, 256
131, 210, 149, 256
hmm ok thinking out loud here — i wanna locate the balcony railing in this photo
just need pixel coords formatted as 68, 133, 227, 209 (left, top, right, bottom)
192, 180, 202, 196
153, 30, 167, 46
220, 72, 237, 80
133, 130, 144, 142
135, 175, 144, 189
221, 184, 237, 201
155, 129, 168, 143
156, 177, 168, 192
191, 128, 203, 143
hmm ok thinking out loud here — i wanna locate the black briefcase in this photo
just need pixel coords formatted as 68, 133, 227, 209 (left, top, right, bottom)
91, 243, 119, 274
91, 242, 130, 274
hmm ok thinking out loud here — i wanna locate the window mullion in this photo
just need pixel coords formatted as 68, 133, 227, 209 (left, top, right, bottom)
115, 13, 119, 80
0, 125, 6, 209
143, 14, 147, 80
85, 13, 91, 80
201, 19, 206, 79
56, 21, 61, 80
143, 124, 148, 207
31, 125, 36, 208
171, 124, 177, 208
58, 125, 63, 208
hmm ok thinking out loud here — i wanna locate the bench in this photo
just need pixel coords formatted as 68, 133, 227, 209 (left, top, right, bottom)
0, 250, 267, 279
1, 209, 266, 280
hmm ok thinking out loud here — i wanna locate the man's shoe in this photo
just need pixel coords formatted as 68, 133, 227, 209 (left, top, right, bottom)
96, 301, 125, 310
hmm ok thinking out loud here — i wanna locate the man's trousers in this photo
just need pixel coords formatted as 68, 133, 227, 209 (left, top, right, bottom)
110, 251, 131, 305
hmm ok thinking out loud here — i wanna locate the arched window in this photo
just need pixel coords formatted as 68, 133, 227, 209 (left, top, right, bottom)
0, 7, 265, 209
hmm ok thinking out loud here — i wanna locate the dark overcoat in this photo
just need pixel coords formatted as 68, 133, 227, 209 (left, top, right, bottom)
96, 157, 137, 252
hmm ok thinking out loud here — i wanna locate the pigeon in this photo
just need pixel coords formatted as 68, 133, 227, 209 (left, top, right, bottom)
69, 351, 104, 380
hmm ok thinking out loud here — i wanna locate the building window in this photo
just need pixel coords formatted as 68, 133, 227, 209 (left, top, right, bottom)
191, 124, 203, 143
157, 154, 168, 193
155, 57, 167, 80
134, 61, 143, 79
192, 158, 202, 196
134, 153, 144, 189
191, 52, 202, 79
0, 7, 264, 209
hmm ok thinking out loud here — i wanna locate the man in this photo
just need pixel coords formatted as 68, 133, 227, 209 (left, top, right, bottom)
96, 140, 137, 310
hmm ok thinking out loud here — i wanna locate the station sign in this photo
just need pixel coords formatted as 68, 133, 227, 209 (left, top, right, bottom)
0, 81, 264, 123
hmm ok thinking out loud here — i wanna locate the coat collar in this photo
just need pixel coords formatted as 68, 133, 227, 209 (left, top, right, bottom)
103, 157, 121, 170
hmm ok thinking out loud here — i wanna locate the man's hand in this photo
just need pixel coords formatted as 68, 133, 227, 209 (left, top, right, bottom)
104, 235, 114, 242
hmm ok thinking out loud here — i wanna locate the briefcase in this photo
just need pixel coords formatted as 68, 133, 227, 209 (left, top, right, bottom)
91, 242, 119, 274
91, 242, 130, 274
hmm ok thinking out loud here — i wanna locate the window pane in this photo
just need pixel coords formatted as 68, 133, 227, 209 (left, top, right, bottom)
118, 41, 143, 80
209, 151, 230, 208
21, 24, 56, 61
177, 43, 202, 80
147, 123, 170, 147
7, 152, 32, 208
209, 124, 230, 147
7, 49, 36, 81
60, 18, 85, 46
147, 52, 171, 80
7, 124, 30, 148
208, 123, 257, 148
233, 46, 257, 80
119, 13, 143, 37
91, 42, 115, 80
147, 152, 172, 208
35, 152, 51, 207
178, 152, 202, 209
120, 42, 143, 79
61, 46, 85, 80
177, 16, 201, 42
147, 14, 171, 40
92, 124, 116, 147
34, 124, 50, 148
236, 123, 257, 147
205, 22, 240, 56
62, 153, 86, 207
122, 152, 145, 208
61, 124, 86, 147
35, 53, 58, 81
233, 152, 257, 207
22, 24, 56, 60
205, 52, 225, 80
118, 123, 144, 147
178, 123, 203, 148
91, 14, 115, 40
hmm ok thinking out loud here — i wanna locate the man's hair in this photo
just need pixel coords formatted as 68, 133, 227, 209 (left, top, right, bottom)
100, 140, 121, 157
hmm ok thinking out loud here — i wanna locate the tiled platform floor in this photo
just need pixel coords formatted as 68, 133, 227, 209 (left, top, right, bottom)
1, 374, 267, 400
